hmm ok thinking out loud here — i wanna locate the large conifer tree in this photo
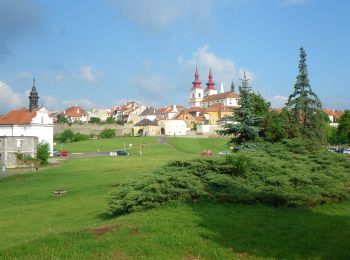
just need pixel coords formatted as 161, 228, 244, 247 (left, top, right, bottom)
284, 47, 325, 143
218, 73, 260, 144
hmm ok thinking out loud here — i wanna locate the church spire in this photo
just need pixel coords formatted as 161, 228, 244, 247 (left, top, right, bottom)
192, 65, 202, 89
29, 78, 39, 112
205, 68, 216, 90
231, 80, 235, 92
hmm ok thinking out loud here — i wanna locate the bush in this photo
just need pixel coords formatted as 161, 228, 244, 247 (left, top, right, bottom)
54, 130, 89, 143
99, 128, 116, 139
107, 139, 350, 215
89, 117, 101, 124
37, 142, 50, 165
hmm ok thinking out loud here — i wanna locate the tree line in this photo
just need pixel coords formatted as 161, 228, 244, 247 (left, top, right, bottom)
219, 47, 350, 147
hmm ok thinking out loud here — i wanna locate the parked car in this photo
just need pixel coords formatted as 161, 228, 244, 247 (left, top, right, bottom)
53, 149, 59, 156
201, 150, 214, 156
343, 149, 350, 155
218, 151, 231, 155
110, 150, 130, 156
57, 151, 68, 157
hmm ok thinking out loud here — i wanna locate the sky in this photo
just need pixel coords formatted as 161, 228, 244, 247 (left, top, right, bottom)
0, 0, 349, 113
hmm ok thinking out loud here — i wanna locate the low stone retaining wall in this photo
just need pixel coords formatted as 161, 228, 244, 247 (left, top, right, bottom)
54, 123, 134, 136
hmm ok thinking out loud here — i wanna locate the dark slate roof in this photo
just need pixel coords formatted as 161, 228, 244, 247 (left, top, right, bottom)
134, 119, 158, 126
140, 107, 157, 116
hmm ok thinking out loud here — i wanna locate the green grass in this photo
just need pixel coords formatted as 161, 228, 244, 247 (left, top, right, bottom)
0, 138, 349, 259
168, 136, 230, 154
55, 136, 158, 153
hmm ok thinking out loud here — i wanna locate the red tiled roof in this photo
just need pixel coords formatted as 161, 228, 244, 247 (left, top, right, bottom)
201, 92, 239, 102
323, 109, 344, 118
0, 108, 37, 125
64, 106, 87, 117
205, 103, 233, 112
188, 106, 205, 113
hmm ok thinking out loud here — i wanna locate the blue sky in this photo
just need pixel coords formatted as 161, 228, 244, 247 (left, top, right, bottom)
0, 0, 349, 113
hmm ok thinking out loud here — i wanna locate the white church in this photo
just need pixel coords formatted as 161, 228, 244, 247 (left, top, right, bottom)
189, 67, 239, 108
0, 80, 54, 155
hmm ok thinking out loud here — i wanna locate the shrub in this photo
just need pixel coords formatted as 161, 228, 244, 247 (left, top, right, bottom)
37, 142, 50, 165
54, 130, 89, 143
99, 128, 116, 139
89, 117, 101, 124
107, 139, 350, 216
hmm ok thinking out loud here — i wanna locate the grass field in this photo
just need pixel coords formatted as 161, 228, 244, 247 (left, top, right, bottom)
55, 136, 158, 153
1, 138, 349, 259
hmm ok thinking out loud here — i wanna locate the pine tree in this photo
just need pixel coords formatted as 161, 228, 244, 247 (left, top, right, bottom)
284, 47, 325, 143
218, 73, 260, 144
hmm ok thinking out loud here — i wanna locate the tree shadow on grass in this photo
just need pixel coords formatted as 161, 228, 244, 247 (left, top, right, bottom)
189, 202, 350, 259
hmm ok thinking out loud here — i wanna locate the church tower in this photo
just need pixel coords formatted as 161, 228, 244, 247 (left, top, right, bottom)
29, 79, 39, 112
204, 68, 217, 97
230, 80, 235, 93
189, 66, 204, 107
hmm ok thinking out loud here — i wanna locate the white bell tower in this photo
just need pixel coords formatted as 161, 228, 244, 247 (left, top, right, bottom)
189, 66, 204, 107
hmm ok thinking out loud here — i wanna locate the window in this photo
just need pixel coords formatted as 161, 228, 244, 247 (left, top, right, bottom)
198, 93, 201, 98
192, 93, 194, 98
41, 116, 44, 124
16, 139, 23, 148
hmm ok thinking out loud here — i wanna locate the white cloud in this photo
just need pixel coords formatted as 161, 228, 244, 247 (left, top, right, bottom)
178, 45, 256, 90
109, 0, 213, 31
0, 81, 95, 114
270, 95, 288, 108
132, 74, 175, 106
74, 65, 101, 83
282, 0, 308, 6
0, 81, 26, 113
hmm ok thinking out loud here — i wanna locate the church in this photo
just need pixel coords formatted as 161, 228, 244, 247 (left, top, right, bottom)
0, 80, 54, 156
189, 66, 239, 108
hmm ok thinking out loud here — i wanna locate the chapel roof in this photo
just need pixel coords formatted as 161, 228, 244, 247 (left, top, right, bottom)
0, 108, 37, 125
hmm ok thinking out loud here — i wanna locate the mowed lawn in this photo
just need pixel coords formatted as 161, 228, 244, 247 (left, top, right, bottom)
0, 138, 349, 259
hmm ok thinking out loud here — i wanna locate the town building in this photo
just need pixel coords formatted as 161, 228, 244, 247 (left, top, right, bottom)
189, 67, 239, 109
0, 136, 38, 168
323, 109, 344, 127
112, 101, 146, 123
63, 105, 88, 122
89, 108, 112, 122
0, 79, 54, 155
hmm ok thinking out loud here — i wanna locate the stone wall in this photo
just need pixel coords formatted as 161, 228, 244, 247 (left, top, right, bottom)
54, 123, 134, 136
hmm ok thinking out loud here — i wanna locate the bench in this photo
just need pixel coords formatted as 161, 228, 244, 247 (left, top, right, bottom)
53, 190, 67, 196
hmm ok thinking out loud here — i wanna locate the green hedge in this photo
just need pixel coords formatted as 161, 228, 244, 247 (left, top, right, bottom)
107, 140, 350, 216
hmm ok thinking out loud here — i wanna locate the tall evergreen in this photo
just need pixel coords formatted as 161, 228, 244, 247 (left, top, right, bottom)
218, 73, 260, 144
284, 47, 325, 143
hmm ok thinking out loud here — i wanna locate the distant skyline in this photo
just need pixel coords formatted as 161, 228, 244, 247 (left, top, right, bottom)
0, 0, 349, 113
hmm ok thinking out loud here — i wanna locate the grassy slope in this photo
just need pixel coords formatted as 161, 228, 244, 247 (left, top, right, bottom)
56, 137, 158, 153
0, 138, 349, 259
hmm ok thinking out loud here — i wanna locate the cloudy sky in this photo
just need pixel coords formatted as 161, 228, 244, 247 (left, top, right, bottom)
0, 0, 349, 113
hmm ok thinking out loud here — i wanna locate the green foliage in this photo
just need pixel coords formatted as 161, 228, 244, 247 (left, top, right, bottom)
284, 47, 325, 144
250, 92, 271, 120
260, 110, 288, 142
37, 142, 50, 165
337, 110, 350, 144
107, 139, 350, 215
89, 117, 101, 124
105, 116, 116, 124
99, 128, 116, 139
218, 73, 260, 144
54, 129, 89, 143
15, 153, 39, 166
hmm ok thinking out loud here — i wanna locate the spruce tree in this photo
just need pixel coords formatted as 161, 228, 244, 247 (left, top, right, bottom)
218, 73, 260, 144
284, 47, 325, 143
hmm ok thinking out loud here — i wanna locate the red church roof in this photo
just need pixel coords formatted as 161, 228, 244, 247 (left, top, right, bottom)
192, 66, 202, 89
205, 68, 216, 91
0, 108, 37, 125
